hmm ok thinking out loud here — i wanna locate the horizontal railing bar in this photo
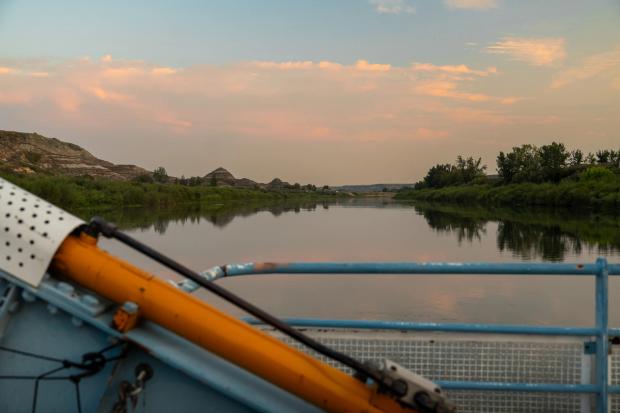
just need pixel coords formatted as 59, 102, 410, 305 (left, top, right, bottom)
209, 262, 620, 279
437, 381, 600, 394
245, 318, 600, 336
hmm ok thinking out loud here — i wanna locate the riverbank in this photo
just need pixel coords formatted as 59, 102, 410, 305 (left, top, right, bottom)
395, 178, 620, 210
0, 172, 346, 214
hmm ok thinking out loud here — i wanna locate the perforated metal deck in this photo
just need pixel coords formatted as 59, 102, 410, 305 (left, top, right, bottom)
264, 327, 604, 413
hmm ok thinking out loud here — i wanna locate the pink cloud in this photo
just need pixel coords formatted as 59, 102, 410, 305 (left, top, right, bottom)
0, 56, 523, 142
0, 90, 31, 104
28, 72, 49, 78
87, 86, 130, 102
486, 37, 566, 66
415, 79, 515, 103
355, 59, 391, 72
151, 67, 177, 75
416, 128, 449, 139
551, 47, 620, 88
412, 62, 497, 77
102, 67, 144, 78
0, 66, 16, 75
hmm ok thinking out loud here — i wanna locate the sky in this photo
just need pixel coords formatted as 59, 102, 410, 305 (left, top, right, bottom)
1, 0, 619, 185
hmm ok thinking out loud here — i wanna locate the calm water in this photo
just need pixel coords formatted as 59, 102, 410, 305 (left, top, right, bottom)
97, 198, 620, 327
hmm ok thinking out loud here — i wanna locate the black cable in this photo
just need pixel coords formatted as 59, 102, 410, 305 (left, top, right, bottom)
0, 345, 65, 363
74, 380, 82, 413
89, 217, 388, 390
32, 366, 66, 413
0, 343, 126, 412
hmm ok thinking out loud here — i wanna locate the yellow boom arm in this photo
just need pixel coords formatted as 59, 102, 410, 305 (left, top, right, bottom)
50, 232, 413, 413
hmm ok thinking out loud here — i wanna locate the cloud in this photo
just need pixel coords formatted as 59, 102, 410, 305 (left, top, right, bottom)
444, 0, 497, 10
0, 56, 520, 140
250, 59, 389, 72
369, 0, 415, 15
0, 66, 16, 75
157, 114, 192, 129
486, 37, 566, 66
88, 86, 130, 102
412, 62, 497, 77
415, 80, 497, 102
355, 60, 391, 72
101, 54, 113, 62
416, 128, 449, 139
151, 67, 177, 75
412, 61, 516, 104
551, 47, 620, 88
102, 67, 144, 78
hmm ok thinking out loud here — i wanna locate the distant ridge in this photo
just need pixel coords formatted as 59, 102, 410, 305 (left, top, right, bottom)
0, 130, 325, 190
333, 183, 413, 193
201, 167, 299, 190
0, 130, 149, 180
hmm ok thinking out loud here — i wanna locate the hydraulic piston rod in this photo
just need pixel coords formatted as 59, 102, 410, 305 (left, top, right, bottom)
50, 231, 413, 413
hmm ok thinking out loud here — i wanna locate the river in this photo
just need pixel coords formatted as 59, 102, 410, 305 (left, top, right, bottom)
96, 198, 620, 327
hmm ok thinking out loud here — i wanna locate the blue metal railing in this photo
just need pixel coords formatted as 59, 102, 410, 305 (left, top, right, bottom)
198, 258, 620, 413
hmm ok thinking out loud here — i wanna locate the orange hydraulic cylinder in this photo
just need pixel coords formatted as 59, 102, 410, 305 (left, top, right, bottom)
50, 233, 414, 413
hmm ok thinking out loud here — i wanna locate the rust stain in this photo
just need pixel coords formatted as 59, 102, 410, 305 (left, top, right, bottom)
254, 262, 281, 272
576, 264, 584, 269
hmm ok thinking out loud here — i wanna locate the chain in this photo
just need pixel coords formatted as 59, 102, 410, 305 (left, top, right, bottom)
110, 363, 153, 413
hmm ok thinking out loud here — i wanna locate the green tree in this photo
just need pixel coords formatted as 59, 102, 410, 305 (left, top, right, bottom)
497, 145, 542, 183
569, 149, 583, 166
153, 166, 168, 183
539, 142, 568, 182
596, 150, 611, 164
455, 155, 486, 183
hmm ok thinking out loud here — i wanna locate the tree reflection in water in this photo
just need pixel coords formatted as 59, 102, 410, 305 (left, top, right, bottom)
414, 202, 620, 261
75, 198, 620, 262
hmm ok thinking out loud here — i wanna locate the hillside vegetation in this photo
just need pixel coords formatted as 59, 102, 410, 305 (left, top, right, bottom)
0, 172, 343, 214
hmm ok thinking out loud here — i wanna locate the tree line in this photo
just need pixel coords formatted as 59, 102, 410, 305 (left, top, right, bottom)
415, 142, 620, 189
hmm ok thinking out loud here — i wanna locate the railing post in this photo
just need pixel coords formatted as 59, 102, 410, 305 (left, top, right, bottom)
596, 257, 609, 413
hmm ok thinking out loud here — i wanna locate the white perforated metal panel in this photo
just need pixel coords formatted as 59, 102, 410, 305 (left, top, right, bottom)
0, 177, 83, 287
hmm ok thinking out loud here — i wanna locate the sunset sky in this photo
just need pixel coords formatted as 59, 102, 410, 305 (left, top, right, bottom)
1, 0, 619, 184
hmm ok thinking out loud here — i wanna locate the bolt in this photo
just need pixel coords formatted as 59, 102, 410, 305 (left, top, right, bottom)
122, 301, 139, 314
46, 304, 59, 315
81, 294, 100, 308
57, 282, 75, 295
21, 290, 36, 302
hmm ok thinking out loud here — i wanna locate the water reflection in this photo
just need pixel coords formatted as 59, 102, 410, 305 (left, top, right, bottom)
78, 199, 355, 234
85, 198, 620, 262
413, 202, 620, 261
95, 197, 620, 324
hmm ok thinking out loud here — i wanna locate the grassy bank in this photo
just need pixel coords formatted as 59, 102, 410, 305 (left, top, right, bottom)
0, 172, 344, 214
395, 177, 620, 210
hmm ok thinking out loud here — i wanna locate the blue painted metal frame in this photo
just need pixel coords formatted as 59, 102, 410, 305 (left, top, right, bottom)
203, 258, 620, 413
